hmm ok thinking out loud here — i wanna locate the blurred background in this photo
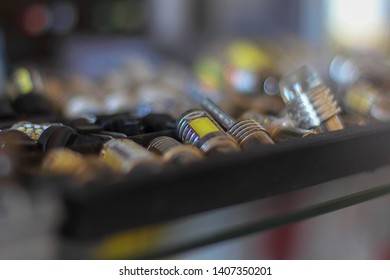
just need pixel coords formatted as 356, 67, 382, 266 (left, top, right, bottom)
0, 0, 389, 259
2, 0, 390, 69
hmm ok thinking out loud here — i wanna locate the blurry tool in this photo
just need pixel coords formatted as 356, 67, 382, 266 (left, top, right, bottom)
7, 66, 58, 116
329, 54, 390, 88
101, 139, 162, 174
240, 111, 315, 142
0, 129, 38, 158
0, 129, 38, 177
342, 83, 390, 121
10, 121, 104, 153
329, 55, 360, 86
196, 40, 279, 96
64, 117, 129, 141
41, 148, 111, 184
11, 121, 79, 151
142, 113, 176, 133
148, 136, 203, 165
200, 97, 274, 149
95, 113, 145, 136
11, 121, 57, 141
279, 66, 344, 133
195, 41, 284, 114
135, 79, 192, 118
49, 1, 78, 35
45, 74, 104, 118
37, 124, 79, 152
224, 41, 279, 96
177, 109, 239, 156
0, 129, 38, 152
330, 55, 390, 121
96, 56, 179, 114
37, 125, 105, 153
64, 118, 104, 134
194, 56, 224, 97
188, 81, 282, 119
186, 81, 226, 112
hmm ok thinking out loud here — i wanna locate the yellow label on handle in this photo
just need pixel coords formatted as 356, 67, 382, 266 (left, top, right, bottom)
189, 117, 220, 138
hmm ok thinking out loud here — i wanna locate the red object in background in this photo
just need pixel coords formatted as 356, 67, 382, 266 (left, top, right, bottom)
264, 224, 300, 259
19, 3, 51, 37
260, 194, 301, 259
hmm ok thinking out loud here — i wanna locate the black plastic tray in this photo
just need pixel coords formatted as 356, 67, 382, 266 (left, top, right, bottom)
61, 122, 390, 240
